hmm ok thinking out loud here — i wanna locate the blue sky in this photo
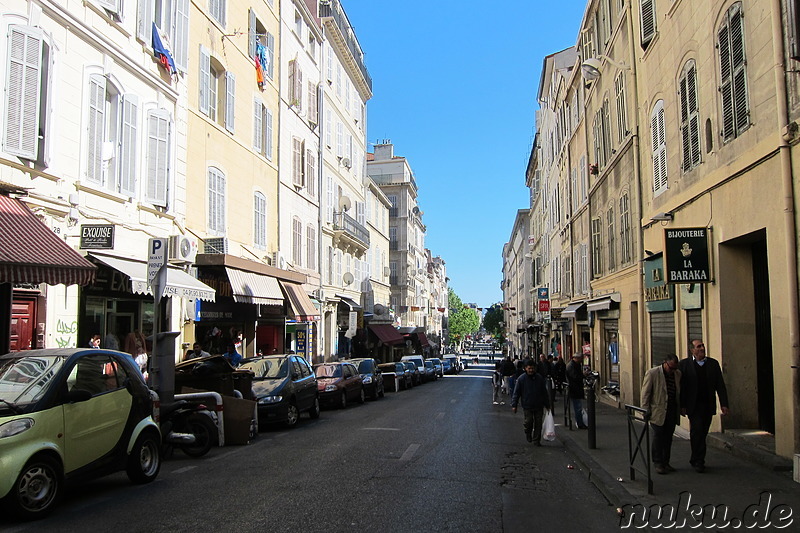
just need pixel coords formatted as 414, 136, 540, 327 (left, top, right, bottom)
345, 1, 587, 308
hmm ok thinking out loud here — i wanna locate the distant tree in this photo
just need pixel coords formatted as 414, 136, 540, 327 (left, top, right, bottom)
447, 288, 480, 348
482, 304, 504, 342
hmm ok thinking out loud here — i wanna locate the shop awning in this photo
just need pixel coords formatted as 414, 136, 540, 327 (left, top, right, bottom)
336, 294, 362, 310
562, 302, 587, 317
417, 332, 430, 347
587, 295, 620, 312
225, 267, 283, 305
368, 324, 404, 345
90, 253, 215, 301
0, 195, 96, 286
280, 281, 320, 321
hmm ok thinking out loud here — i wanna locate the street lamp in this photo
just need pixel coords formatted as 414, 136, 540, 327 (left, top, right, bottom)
581, 55, 630, 81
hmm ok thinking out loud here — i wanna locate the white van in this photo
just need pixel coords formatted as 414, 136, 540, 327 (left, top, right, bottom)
401, 355, 427, 381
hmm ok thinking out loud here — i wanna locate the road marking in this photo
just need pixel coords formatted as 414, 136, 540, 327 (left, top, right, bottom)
450, 399, 457, 403
400, 443, 420, 461
172, 466, 197, 474
362, 427, 400, 431
435, 412, 445, 420
208, 449, 245, 462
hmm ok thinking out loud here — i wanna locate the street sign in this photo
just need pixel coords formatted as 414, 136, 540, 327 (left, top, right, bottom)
148, 238, 168, 298
539, 300, 550, 312
537, 287, 549, 299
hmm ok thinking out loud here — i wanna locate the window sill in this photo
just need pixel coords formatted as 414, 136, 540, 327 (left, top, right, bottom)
75, 182, 129, 204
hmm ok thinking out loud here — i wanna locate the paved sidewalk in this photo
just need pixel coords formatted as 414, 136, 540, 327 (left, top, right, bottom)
555, 400, 798, 527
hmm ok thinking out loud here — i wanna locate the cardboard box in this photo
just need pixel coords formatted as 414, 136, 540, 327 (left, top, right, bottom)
222, 395, 256, 446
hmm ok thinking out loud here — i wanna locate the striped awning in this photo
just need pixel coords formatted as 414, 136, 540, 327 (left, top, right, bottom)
280, 281, 320, 321
225, 267, 283, 305
0, 195, 96, 286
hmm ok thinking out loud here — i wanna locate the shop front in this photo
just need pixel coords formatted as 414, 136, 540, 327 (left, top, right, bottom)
587, 294, 621, 390
281, 281, 320, 363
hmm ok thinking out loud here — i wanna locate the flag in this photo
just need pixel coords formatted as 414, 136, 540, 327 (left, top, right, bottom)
152, 23, 176, 75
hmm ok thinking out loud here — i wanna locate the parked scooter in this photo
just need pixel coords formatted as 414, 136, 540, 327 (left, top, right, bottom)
159, 399, 217, 458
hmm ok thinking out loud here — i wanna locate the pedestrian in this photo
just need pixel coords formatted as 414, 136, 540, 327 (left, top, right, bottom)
566, 352, 588, 429
492, 367, 504, 405
184, 342, 211, 361
511, 359, 551, 445
554, 355, 566, 392
679, 339, 729, 473
641, 354, 681, 474
222, 342, 242, 367
501, 356, 516, 396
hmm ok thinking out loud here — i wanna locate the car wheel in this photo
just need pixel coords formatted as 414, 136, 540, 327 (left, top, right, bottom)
308, 396, 321, 419
358, 387, 366, 404
126, 430, 161, 484
8, 455, 62, 519
285, 402, 300, 428
181, 414, 217, 457
340, 391, 347, 409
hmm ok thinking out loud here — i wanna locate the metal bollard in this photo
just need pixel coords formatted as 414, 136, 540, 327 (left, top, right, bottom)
587, 383, 596, 449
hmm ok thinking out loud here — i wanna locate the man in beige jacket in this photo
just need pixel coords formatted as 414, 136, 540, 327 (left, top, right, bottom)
641, 354, 681, 474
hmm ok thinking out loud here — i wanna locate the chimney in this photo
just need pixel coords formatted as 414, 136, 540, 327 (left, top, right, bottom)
374, 142, 394, 160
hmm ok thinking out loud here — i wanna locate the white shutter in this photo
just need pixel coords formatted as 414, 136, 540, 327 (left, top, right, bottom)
173, 0, 190, 72
265, 107, 273, 159
146, 110, 170, 206
248, 9, 257, 59
136, 0, 153, 43
651, 101, 667, 195
225, 72, 235, 133
326, 175, 334, 223
4, 26, 43, 160
292, 137, 303, 186
640, 0, 655, 47
265, 32, 274, 79
325, 109, 331, 147
119, 94, 138, 196
97, 0, 120, 16
199, 46, 210, 115
253, 99, 263, 152
86, 74, 106, 185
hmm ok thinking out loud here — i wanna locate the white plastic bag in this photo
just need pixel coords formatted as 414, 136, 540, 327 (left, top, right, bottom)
582, 408, 589, 427
543, 409, 556, 441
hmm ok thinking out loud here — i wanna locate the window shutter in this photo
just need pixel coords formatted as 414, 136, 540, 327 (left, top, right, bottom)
254, 192, 266, 248
173, 0, 190, 72
4, 26, 43, 160
718, 15, 734, 141
199, 46, 210, 115
253, 99, 263, 152
136, 0, 153, 43
97, 0, 120, 16
86, 74, 106, 185
225, 71, 235, 133
306, 149, 315, 195
640, 0, 655, 47
265, 32, 274, 79
295, 66, 303, 110
308, 81, 318, 125
208, 167, 225, 233
293, 138, 303, 186
686, 63, 701, 168
265, 107, 273, 159
146, 110, 170, 207
288, 60, 296, 102
119, 94, 138, 197
326, 175, 334, 223
729, 4, 749, 135
248, 9, 257, 59
651, 101, 668, 194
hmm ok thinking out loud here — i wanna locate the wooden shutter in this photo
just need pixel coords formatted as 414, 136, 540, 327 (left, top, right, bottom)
97, 0, 120, 16
119, 94, 138, 196
146, 110, 169, 207
265, 107, 273, 159
308, 81, 318, 125
199, 46, 210, 115
288, 60, 296, 102
86, 74, 106, 185
254, 192, 266, 248
292, 137, 303, 186
640, 0, 655, 48
253, 99, 263, 152
224, 71, 235, 133
248, 9, 257, 59
4, 26, 43, 160
306, 149, 315, 194
718, 13, 734, 141
729, 3, 749, 135
208, 167, 225, 233
326, 176, 334, 223
173, 0, 190, 72
651, 101, 667, 194
265, 32, 274, 79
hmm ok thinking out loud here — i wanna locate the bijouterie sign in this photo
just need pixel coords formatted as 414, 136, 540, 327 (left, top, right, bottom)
664, 227, 710, 284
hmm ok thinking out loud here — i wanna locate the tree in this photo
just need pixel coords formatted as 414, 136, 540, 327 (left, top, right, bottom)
447, 288, 480, 349
482, 303, 505, 344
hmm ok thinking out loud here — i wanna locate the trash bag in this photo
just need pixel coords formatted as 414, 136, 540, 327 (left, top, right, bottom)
582, 408, 589, 428
543, 409, 556, 441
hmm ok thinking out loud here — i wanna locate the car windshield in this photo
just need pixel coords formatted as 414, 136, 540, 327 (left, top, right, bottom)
424, 361, 434, 368
240, 358, 288, 379
315, 365, 342, 378
357, 360, 373, 373
0, 356, 65, 409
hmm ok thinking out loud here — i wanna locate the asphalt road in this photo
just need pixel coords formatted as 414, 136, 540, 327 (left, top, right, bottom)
3, 359, 624, 533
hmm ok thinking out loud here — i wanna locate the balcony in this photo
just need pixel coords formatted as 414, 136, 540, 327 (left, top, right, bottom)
319, 0, 372, 96
333, 211, 369, 256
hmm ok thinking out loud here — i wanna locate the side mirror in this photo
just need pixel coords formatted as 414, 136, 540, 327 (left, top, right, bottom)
66, 389, 92, 403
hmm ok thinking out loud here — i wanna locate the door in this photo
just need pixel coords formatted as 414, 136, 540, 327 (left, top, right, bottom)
752, 240, 774, 433
10, 299, 36, 351
292, 356, 314, 411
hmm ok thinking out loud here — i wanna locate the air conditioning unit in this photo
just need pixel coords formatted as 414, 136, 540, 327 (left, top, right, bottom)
168, 235, 198, 263
383, 267, 391, 277
310, 288, 323, 300
204, 237, 228, 255
341, 157, 352, 169
272, 251, 287, 270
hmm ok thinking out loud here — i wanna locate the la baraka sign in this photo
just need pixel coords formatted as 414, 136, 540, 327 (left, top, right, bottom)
664, 227, 711, 284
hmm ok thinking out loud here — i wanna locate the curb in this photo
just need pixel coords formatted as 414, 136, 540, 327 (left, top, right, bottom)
557, 427, 641, 511
706, 432, 793, 472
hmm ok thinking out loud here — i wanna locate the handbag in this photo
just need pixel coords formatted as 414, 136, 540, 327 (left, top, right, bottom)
543, 409, 556, 441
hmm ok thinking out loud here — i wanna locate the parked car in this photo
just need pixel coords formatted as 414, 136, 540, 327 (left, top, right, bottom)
239, 355, 320, 427
428, 358, 444, 378
348, 358, 384, 400
443, 355, 461, 374
314, 362, 365, 408
402, 361, 421, 386
377, 362, 412, 391
423, 360, 438, 381
0, 349, 162, 519
441, 359, 452, 375
400, 355, 426, 381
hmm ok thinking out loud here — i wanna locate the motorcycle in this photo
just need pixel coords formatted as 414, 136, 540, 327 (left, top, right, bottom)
159, 399, 218, 458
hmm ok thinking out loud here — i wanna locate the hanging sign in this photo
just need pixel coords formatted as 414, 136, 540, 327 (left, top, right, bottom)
664, 228, 711, 284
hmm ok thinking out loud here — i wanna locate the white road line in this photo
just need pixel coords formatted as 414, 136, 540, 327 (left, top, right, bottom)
172, 466, 197, 474
450, 399, 457, 403
399, 443, 420, 462
361, 427, 400, 431
435, 412, 445, 420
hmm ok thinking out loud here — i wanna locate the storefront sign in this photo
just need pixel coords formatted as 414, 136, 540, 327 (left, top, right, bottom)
539, 300, 550, 312
644, 255, 675, 312
537, 287, 549, 299
80, 224, 114, 249
664, 227, 711, 283
296, 329, 307, 353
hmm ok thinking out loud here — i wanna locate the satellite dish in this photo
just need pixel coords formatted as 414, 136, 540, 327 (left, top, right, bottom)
412, 206, 419, 215
343, 272, 354, 285
338, 196, 352, 212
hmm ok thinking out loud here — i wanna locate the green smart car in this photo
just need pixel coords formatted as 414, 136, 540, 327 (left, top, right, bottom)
0, 348, 162, 519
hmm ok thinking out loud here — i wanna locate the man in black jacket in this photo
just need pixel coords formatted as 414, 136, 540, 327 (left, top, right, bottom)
511, 360, 551, 445
566, 353, 588, 429
679, 339, 729, 473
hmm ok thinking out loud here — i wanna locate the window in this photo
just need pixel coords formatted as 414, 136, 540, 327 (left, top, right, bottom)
292, 217, 302, 266
679, 60, 701, 171
306, 148, 316, 196
325, 109, 331, 147
254, 192, 266, 249
651, 100, 667, 195
327, 246, 333, 285
253, 99, 273, 159
620, 194, 632, 264
615, 72, 628, 143
306, 225, 316, 271
591, 217, 603, 277
335, 249, 342, 286
288, 60, 302, 109
292, 137, 304, 187
146, 109, 170, 207
4, 25, 51, 164
336, 121, 343, 157
640, 0, 656, 48
209, 0, 226, 26
326, 175, 334, 223
718, 2, 749, 142
389, 227, 397, 249
592, 108, 608, 170
294, 10, 302, 38
307, 81, 318, 126
137, 0, 189, 71
207, 167, 225, 234
199, 46, 231, 126
249, 10, 274, 81
607, 206, 616, 271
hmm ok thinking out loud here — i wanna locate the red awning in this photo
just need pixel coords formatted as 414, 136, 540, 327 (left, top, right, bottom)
368, 324, 404, 346
0, 195, 96, 286
417, 332, 430, 347
280, 281, 320, 321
